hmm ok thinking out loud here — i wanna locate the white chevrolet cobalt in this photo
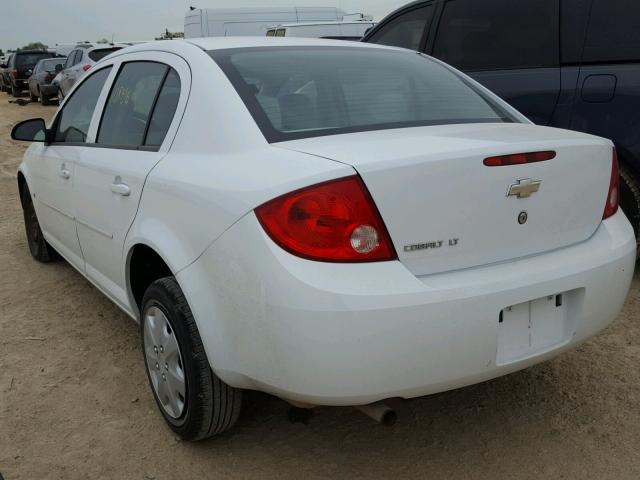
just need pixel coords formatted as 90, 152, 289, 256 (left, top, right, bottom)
12, 38, 636, 440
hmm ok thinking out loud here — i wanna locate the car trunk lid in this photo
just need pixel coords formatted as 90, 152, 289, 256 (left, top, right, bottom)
276, 123, 613, 276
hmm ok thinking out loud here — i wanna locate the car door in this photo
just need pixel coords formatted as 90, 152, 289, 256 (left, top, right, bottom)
72, 52, 188, 308
27, 66, 112, 268
428, 0, 561, 126
59, 50, 78, 95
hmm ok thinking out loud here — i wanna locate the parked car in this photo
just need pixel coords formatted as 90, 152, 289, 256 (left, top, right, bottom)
55, 44, 124, 99
0, 54, 13, 93
3, 50, 56, 97
27, 57, 66, 105
266, 20, 376, 40
185, 7, 355, 37
363, 0, 640, 254
12, 38, 635, 441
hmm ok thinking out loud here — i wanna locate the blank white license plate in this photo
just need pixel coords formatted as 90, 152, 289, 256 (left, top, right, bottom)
496, 292, 575, 365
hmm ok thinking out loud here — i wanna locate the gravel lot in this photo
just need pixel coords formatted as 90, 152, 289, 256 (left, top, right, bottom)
1, 98, 639, 480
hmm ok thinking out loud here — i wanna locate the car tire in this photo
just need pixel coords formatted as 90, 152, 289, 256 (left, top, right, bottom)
21, 184, 57, 263
141, 277, 242, 441
11, 83, 20, 97
619, 162, 640, 258
29, 88, 38, 102
39, 91, 49, 106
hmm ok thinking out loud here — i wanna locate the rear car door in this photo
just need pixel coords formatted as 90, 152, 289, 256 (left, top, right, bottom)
428, 0, 561, 126
28, 67, 112, 268
72, 53, 188, 308
59, 50, 79, 95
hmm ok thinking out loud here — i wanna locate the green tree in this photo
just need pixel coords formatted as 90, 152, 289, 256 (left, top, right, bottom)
20, 42, 48, 51
0, 49, 4, 57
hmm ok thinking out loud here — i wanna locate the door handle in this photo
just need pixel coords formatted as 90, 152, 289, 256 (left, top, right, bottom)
110, 177, 131, 197
59, 167, 71, 179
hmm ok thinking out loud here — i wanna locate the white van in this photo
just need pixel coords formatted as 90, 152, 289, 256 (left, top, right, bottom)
266, 21, 376, 41
184, 7, 348, 38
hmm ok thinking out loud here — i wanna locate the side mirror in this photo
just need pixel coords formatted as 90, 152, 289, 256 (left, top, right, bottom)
25, 69, 33, 77
55, 64, 63, 72
11, 118, 52, 143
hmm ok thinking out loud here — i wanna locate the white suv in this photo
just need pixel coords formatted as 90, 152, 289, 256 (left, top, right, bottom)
54, 44, 124, 99
12, 38, 636, 440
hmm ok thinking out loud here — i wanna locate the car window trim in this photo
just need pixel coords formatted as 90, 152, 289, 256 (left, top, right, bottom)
94, 60, 170, 149
141, 67, 172, 146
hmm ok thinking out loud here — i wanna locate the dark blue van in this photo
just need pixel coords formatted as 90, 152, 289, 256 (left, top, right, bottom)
364, 0, 640, 253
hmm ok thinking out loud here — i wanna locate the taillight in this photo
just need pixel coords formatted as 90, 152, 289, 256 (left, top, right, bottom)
603, 147, 620, 219
82, 64, 91, 72
255, 176, 397, 262
45, 73, 54, 82
484, 151, 556, 167
10, 69, 17, 79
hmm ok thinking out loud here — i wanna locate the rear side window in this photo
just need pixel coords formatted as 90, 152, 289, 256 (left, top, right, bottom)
144, 69, 181, 147
54, 67, 112, 143
89, 48, 121, 62
433, 0, 559, 71
367, 6, 432, 51
97, 62, 168, 147
583, 0, 640, 63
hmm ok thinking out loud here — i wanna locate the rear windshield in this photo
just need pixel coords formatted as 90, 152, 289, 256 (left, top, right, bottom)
89, 47, 121, 62
17, 53, 53, 68
39, 58, 63, 71
210, 46, 515, 142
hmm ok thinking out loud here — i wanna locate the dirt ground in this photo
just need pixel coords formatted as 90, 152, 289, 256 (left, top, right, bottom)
0, 98, 639, 480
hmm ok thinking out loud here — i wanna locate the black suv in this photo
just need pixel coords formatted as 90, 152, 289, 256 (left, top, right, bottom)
364, 0, 640, 250
3, 50, 55, 97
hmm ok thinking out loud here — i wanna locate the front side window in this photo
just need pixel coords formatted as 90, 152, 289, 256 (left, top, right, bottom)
367, 6, 432, 51
433, 0, 559, 71
54, 67, 112, 143
211, 47, 515, 143
97, 62, 168, 147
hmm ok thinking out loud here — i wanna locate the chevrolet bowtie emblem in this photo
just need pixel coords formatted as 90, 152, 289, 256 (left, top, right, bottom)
507, 178, 541, 199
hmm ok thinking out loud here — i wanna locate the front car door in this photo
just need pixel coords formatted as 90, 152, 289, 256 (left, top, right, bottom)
72, 52, 189, 310
26, 66, 112, 268
427, 0, 561, 126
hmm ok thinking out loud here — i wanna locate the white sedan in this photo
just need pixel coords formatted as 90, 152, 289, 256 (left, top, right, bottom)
12, 38, 636, 440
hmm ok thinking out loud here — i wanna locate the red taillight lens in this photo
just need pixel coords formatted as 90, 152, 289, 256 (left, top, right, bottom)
10, 69, 18, 78
255, 176, 397, 262
484, 151, 556, 167
82, 64, 91, 72
603, 147, 620, 219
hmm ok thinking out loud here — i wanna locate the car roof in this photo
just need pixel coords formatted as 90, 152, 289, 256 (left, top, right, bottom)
185, 36, 394, 51
269, 21, 375, 28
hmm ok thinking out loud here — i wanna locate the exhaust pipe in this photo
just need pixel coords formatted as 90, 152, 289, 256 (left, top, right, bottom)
355, 402, 397, 426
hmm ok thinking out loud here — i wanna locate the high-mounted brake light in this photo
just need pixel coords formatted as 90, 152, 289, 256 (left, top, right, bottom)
484, 151, 556, 167
603, 147, 620, 220
255, 176, 397, 262
82, 64, 91, 72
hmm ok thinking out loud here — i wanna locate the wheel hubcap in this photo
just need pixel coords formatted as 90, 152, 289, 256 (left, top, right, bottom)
143, 306, 186, 419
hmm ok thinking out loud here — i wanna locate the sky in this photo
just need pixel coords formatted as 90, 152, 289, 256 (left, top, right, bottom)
0, 0, 409, 53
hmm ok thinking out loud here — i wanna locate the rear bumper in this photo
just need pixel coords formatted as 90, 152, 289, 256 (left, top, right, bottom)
178, 210, 636, 406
